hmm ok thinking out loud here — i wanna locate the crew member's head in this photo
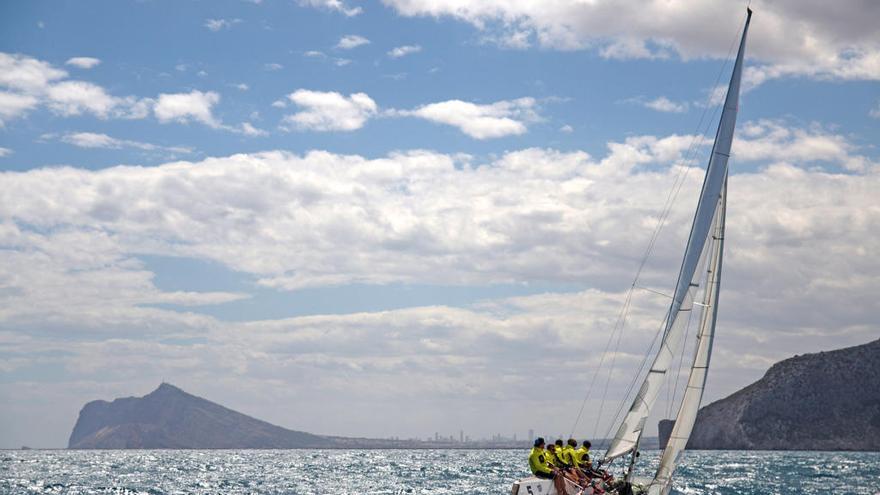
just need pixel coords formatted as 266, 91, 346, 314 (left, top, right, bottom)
582, 440, 592, 449
568, 438, 577, 447
534, 437, 545, 448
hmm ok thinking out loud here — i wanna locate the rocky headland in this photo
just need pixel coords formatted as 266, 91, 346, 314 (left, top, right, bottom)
659, 338, 880, 451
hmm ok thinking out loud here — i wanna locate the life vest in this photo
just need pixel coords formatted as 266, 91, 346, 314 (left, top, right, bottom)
528, 447, 553, 475
574, 446, 591, 467
563, 445, 578, 467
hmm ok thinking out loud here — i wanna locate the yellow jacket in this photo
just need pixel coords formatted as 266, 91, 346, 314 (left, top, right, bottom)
573, 446, 591, 468
562, 445, 577, 467
528, 447, 553, 475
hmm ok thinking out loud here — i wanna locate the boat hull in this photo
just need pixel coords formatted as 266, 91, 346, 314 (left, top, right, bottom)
511, 476, 591, 495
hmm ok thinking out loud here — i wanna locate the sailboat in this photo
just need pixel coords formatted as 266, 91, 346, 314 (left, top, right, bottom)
512, 8, 752, 495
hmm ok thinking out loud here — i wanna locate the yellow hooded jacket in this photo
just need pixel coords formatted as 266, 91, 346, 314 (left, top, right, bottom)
528, 447, 553, 475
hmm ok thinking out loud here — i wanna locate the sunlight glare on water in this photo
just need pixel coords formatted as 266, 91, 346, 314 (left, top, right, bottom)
2, 449, 879, 495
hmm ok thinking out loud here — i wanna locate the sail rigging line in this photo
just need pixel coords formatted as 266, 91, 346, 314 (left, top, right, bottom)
667, 296, 697, 418
568, 282, 636, 439
567, 9, 749, 443
599, 311, 669, 444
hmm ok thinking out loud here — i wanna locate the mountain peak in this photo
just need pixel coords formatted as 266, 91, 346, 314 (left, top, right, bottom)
68, 384, 331, 449
152, 382, 184, 394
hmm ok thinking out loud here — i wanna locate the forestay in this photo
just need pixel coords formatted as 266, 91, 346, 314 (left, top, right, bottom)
604, 8, 752, 462
648, 182, 726, 495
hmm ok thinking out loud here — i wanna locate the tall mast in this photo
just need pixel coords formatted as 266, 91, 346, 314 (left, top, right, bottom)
649, 179, 726, 495
604, 8, 752, 463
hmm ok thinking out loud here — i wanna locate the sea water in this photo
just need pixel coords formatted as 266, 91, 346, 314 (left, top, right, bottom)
2, 449, 878, 494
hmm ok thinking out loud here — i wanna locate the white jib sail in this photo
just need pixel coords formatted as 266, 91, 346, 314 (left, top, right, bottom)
604, 8, 751, 462
648, 181, 726, 495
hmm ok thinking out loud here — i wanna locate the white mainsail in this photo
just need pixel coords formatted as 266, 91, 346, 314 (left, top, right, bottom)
604, 8, 752, 463
648, 181, 726, 495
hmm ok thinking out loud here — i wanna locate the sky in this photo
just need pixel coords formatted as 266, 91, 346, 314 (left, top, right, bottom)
0, 0, 878, 449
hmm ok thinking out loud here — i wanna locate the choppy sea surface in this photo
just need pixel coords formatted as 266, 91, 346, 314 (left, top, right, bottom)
2, 449, 879, 495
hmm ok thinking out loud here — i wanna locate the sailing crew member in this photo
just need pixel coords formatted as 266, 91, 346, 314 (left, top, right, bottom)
566, 439, 588, 480
574, 440, 592, 471
528, 438, 567, 494
554, 439, 572, 468
548, 441, 584, 485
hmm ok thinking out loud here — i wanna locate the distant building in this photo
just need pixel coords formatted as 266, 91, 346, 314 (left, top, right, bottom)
528, 429, 534, 442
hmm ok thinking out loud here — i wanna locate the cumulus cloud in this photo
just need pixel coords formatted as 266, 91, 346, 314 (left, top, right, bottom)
0, 53, 159, 124
45, 80, 120, 117
59, 131, 193, 154
65, 57, 101, 69
237, 122, 268, 136
2, 119, 879, 446
264, 63, 283, 71
1, 121, 878, 446
871, 100, 880, 119
275, 91, 542, 139
623, 95, 690, 113
282, 89, 378, 131
734, 119, 873, 171
153, 90, 221, 128
336, 35, 370, 50
0, 52, 67, 92
399, 97, 539, 139
382, 0, 880, 85
0, 91, 39, 125
298, 0, 362, 16
644, 96, 688, 113
0, 147, 11, 157
387, 44, 422, 58
204, 18, 242, 31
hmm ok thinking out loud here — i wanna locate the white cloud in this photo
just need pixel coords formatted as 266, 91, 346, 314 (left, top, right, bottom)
0, 91, 39, 125
387, 45, 422, 58
65, 57, 101, 69
733, 119, 872, 171
234, 83, 249, 91
264, 63, 283, 71
559, 124, 573, 133
2, 121, 878, 446
0, 147, 11, 157
204, 18, 242, 31
298, 0, 362, 16
45, 81, 119, 118
382, 0, 880, 85
59, 131, 193, 154
334, 58, 352, 66
282, 89, 378, 131
0, 53, 152, 122
336, 35, 370, 50
237, 122, 268, 136
0, 52, 67, 92
400, 97, 539, 139
643, 96, 688, 113
154, 90, 221, 128
870, 101, 880, 119
304, 50, 326, 58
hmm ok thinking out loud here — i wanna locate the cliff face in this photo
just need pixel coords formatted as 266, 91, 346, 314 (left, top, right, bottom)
68, 383, 332, 449
658, 338, 880, 451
